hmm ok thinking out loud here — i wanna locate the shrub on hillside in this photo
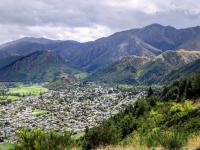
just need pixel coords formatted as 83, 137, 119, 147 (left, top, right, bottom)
158, 130, 188, 150
15, 128, 74, 150
133, 98, 149, 117
83, 121, 121, 150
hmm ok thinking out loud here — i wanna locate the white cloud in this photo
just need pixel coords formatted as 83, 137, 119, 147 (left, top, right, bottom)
0, 0, 200, 44
0, 24, 112, 44
107, 0, 160, 15
27, 25, 112, 42
106, 0, 200, 15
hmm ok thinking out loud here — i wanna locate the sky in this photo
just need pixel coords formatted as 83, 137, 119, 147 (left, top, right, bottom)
1, 0, 200, 44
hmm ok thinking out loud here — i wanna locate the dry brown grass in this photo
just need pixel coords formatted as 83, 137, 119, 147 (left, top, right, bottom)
177, 49, 200, 54
186, 134, 200, 149
193, 99, 200, 108
96, 145, 163, 150
95, 131, 200, 150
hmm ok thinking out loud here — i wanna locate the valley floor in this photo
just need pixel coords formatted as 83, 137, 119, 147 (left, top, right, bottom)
0, 84, 146, 143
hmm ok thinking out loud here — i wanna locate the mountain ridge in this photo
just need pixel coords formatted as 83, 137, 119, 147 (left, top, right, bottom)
1, 24, 200, 71
87, 50, 200, 84
1, 24, 200, 82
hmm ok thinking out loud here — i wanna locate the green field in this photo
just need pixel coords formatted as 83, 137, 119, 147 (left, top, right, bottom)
0, 143, 15, 150
32, 109, 48, 116
0, 96, 20, 101
74, 73, 87, 80
72, 132, 85, 140
8, 85, 48, 96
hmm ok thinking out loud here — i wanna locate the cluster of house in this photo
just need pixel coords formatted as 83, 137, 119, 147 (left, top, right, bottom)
0, 84, 146, 143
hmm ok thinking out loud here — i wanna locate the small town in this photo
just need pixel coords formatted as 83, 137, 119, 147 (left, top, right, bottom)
0, 83, 146, 143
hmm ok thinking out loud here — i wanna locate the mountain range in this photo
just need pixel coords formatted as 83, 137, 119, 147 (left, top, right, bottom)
0, 23, 200, 83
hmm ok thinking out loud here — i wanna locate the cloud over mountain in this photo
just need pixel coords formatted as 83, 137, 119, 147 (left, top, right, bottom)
0, 0, 200, 43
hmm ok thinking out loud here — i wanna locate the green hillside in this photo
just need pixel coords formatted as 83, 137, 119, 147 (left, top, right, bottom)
0, 56, 19, 68
139, 50, 200, 84
86, 56, 149, 84
87, 50, 200, 85
46, 75, 76, 90
0, 50, 80, 82
162, 59, 200, 84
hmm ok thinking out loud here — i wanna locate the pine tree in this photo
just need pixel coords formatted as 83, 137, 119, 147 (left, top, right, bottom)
148, 87, 153, 97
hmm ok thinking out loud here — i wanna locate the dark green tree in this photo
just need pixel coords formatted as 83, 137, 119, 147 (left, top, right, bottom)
147, 87, 154, 97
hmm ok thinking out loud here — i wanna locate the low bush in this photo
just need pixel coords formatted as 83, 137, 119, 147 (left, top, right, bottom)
158, 130, 188, 149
